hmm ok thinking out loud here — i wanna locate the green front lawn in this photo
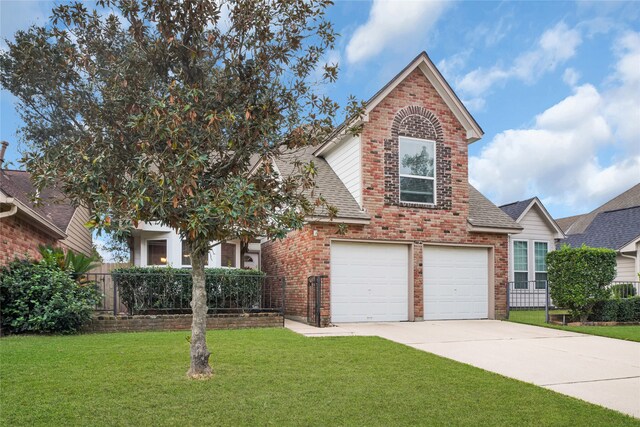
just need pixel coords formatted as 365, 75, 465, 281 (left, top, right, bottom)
1, 329, 638, 426
508, 310, 640, 342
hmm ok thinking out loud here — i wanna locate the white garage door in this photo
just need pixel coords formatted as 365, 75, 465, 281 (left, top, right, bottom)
331, 241, 409, 323
423, 246, 488, 320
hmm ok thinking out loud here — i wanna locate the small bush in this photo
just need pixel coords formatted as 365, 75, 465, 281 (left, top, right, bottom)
0, 259, 101, 334
113, 267, 266, 314
609, 283, 637, 298
590, 297, 640, 322
547, 245, 616, 323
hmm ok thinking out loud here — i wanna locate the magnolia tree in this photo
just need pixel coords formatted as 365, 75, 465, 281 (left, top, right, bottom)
1, 0, 361, 378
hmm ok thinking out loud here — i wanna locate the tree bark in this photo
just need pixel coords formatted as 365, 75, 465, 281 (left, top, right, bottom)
187, 247, 212, 379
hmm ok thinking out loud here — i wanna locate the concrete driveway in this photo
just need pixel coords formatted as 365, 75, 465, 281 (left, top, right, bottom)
286, 319, 640, 418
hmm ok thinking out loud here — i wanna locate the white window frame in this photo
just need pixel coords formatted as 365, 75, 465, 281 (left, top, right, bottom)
512, 239, 529, 289
398, 136, 437, 205
533, 240, 549, 290
146, 239, 168, 266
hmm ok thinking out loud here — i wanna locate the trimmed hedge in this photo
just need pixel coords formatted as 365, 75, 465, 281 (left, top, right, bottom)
590, 297, 640, 322
0, 259, 101, 334
547, 245, 616, 322
113, 267, 267, 314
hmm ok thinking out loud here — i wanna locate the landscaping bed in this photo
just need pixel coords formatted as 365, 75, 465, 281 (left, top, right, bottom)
2, 329, 639, 426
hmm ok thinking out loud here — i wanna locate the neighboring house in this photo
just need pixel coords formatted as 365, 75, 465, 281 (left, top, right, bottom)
499, 197, 565, 286
557, 183, 640, 282
0, 142, 93, 265
499, 197, 565, 307
261, 52, 522, 326
130, 223, 261, 269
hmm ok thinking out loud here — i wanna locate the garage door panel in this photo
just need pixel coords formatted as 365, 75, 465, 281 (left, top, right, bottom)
424, 246, 489, 320
331, 242, 409, 323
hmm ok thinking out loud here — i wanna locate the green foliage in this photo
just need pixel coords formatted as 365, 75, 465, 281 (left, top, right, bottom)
547, 245, 616, 322
0, 259, 101, 334
113, 267, 266, 313
610, 283, 638, 298
0, 0, 362, 252
590, 297, 640, 322
38, 245, 100, 275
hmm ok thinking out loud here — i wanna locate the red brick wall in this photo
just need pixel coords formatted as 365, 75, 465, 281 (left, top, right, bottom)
262, 67, 510, 326
0, 215, 58, 267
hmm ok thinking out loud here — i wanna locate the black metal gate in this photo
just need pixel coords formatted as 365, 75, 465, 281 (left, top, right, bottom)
307, 275, 326, 327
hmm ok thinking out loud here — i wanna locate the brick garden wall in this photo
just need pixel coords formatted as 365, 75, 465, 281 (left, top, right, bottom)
262, 67, 510, 326
83, 312, 283, 333
0, 215, 59, 267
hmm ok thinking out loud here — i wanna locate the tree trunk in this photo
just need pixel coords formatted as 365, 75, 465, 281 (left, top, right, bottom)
187, 248, 212, 379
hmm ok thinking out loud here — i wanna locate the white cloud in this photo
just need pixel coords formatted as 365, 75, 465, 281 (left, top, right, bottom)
345, 0, 449, 64
457, 22, 582, 99
562, 68, 580, 86
470, 32, 640, 214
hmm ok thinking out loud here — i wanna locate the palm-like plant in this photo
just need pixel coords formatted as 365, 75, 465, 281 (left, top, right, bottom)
38, 245, 100, 277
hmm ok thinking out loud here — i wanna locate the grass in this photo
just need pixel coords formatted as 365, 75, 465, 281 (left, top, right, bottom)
508, 310, 640, 342
1, 329, 639, 426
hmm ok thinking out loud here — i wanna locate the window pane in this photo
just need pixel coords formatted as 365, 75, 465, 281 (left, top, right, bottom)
181, 240, 191, 266
514, 272, 529, 289
534, 242, 548, 272
399, 138, 434, 177
221, 243, 236, 268
400, 176, 434, 203
147, 240, 167, 266
535, 272, 548, 289
513, 241, 528, 272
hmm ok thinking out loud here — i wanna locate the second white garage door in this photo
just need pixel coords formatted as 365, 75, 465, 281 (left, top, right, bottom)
331, 241, 409, 323
423, 246, 489, 320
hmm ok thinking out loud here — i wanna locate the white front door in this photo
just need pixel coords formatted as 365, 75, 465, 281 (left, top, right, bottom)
423, 246, 489, 320
331, 241, 409, 323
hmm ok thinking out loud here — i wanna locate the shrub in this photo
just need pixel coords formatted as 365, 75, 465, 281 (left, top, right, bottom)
609, 282, 637, 298
547, 245, 616, 323
0, 259, 101, 334
590, 297, 640, 322
113, 267, 266, 314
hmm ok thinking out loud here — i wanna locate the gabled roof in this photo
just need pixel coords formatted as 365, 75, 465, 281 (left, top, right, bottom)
555, 214, 584, 233
0, 169, 76, 234
272, 146, 370, 222
499, 197, 564, 238
468, 185, 522, 232
561, 206, 640, 251
561, 183, 640, 235
314, 51, 484, 156
499, 198, 535, 221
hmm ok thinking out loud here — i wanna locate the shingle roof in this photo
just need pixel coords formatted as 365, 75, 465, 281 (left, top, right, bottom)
560, 206, 640, 250
272, 147, 370, 221
468, 185, 522, 230
0, 169, 76, 231
498, 198, 535, 221
564, 183, 640, 235
555, 214, 584, 233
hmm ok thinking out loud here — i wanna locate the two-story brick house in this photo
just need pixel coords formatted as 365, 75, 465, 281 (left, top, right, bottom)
261, 52, 522, 326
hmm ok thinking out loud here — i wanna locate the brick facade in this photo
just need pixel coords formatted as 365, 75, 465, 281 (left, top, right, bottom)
82, 312, 283, 333
262, 67, 510, 326
0, 215, 59, 266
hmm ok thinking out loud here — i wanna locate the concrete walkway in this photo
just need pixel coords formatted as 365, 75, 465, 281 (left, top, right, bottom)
285, 319, 640, 418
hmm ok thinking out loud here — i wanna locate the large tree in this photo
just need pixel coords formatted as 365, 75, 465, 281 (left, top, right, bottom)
1, 0, 359, 378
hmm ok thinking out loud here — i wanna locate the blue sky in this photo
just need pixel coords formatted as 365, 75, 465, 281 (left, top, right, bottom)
1, 0, 639, 220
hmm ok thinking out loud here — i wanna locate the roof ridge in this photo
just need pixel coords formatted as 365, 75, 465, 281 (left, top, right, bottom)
600, 205, 640, 214
498, 196, 535, 208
